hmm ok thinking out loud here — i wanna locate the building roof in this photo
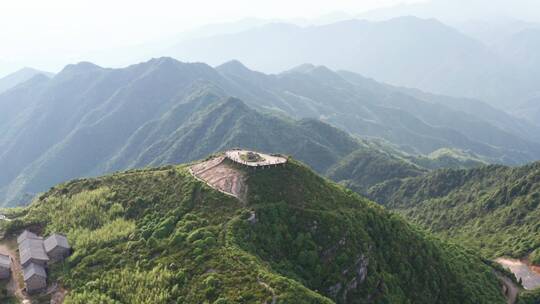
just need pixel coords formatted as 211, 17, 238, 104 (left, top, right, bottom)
44, 234, 70, 253
0, 253, 11, 268
22, 263, 46, 280
17, 230, 42, 244
19, 238, 49, 266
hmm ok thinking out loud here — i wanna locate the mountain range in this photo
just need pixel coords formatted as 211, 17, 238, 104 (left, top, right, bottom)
167, 16, 540, 112
1, 57, 539, 205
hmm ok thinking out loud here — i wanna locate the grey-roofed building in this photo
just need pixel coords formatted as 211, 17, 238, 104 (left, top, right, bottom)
44, 234, 71, 262
19, 238, 49, 267
0, 253, 11, 279
17, 230, 42, 244
23, 263, 47, 293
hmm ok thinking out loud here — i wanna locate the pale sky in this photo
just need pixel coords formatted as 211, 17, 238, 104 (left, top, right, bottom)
0, 0, 426, 75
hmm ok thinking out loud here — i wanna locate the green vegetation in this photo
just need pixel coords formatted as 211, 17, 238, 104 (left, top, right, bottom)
369, 162, 540, 262
240, 160, 504, 303
530, 248, 540, 265
239, 152, 265, 163
0, 158, 506, 303
326, 147, 426, 195
518, 288, 540, 304
326, 143, 485, 195
0, 281, 17, 304
416, 148, 487, 170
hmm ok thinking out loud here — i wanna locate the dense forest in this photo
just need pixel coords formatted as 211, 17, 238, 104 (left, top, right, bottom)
370, 162, 540, 263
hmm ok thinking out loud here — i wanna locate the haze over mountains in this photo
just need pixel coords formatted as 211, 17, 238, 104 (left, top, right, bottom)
0, 68, 53, 94
360, 0, 540, 25
4, 3, 539, 124
167, 16, 540, 116
1, 57, 539, 206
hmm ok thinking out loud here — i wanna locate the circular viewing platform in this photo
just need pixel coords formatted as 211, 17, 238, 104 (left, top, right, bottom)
225, 149, 287, 168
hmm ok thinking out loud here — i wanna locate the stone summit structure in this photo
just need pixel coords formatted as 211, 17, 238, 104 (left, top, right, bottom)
190, 149, 287, 199
225, 149, 287, 168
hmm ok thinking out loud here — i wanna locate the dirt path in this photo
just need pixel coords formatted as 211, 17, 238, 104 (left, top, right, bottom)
497, 257, 540, 290
190, 157, 247, 201
0, 242, 31, 303
258, 279, 277, 304
494, 270, 519, 304
49, 285, 67, 304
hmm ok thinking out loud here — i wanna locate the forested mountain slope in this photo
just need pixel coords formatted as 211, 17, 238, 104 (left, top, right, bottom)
0, 90, 359, 205
0, 157, 507, 303
1, 57, 538, 205
217, 61, 540, 161
369, 162, 540, 263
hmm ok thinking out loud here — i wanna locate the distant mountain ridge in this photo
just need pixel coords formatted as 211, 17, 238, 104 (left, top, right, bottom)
0, 67, 54, 94
216, 60, 540, 161
167, 16, 539, 110
1, 57, 539, 205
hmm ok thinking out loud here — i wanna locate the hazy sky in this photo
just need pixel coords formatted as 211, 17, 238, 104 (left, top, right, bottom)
1, 0, 538, 76
0, 0, 425, 75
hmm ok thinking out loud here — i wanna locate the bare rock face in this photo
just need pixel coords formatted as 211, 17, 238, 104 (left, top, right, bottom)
327, 254, 369, 301
328, 282, 342, 298
247, 211, 257, 224
342, 255, 369, 301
